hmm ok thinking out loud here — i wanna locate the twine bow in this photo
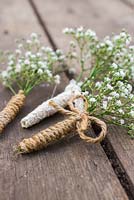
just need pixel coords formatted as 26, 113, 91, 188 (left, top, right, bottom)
50, 94, 107, 143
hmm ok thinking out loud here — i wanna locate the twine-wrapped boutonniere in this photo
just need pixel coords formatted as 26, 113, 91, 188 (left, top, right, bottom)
20, 27, 134, 139
0, 33, 65, 134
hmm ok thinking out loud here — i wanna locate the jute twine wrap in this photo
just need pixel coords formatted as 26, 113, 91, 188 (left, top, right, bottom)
0, 90, 25, 134
17, 95, 107, 154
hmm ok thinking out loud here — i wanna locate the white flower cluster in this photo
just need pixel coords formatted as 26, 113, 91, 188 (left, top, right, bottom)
63, 28, 134, 83
63, 27, 134, 137
82, 67, 134, 137
0, 33, 65, 94
63, 27, 98, 81
63, 26, 97, 40
91, 30, 133, 81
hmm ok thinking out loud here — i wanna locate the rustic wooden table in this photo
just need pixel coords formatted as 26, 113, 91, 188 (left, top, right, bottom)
0, 0, 134, 199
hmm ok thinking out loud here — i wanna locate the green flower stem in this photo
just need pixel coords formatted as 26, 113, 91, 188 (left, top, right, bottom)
7, 84, 16, 95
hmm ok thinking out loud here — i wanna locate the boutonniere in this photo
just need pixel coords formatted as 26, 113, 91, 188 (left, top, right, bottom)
0, 33, 64, 134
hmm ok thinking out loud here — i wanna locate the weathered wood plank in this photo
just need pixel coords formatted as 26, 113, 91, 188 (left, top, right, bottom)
31, 0, 134, 50
31, 0, 134, 197
0, 0, 50, 50
0, 0, 130, 199
106, 126, 134, 192
121, 0, 134, 7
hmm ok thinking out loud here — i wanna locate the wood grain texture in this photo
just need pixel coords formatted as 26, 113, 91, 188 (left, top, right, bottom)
31, 0, 134, 197
106, 126, 134, 189
121, 0, 134, 7
0, 0, 131, 199
0, 0, 50, 50
31, 0, 134, 50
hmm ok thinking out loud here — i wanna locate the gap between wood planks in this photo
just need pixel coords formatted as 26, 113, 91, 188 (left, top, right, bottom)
120, 0, 134, 8
28, 0, 74, 79
28, 0, 134, 198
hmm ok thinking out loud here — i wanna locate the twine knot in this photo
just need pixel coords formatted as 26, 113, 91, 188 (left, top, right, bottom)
50, 94, 107, 144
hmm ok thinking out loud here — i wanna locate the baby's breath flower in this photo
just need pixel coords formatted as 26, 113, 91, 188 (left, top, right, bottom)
24, 59, 30, 65
54, 75, 60, 84
85, 29, 96, 37
46, 70, 52, 77
26, 39, 32, 44
34, 39, 40, 45
111, 91, 119, 98
102, 101, 108, 110
120, 119, 125, 125
77, 81, 83, 87
30, 54, 36, 59
8, 60, 14, 66
82, 91, 89, 96
129, 94, 134, 100
25, 51, 32, 57
107, 96, 112, 101
31, 33, 38, 39
105, 39, 113, 47
116, 100, 122, 106
18, 43, 23, 49
130, 110, 134, 117
68, 67, 76, 75
15, 64, 21, 73
0, 33, 65, 96
37, 52, 42, 57
58, 55, 65, 61
104, 77, 111, 82
71, 52, 77, 58
56, 49, 63, 55
107, 84, 113, 90
118, 109, 124, 114
112, 63, 118, 69
62, 28, 70, 34
1, 71, 8, 78
15, 49, 21, 55
70, 41, 76, 47
45, 47, 52, 52
127, 84, 132, 92
38, 69, 43, 75
89, 97, 96, 103
95, 82, 102, 88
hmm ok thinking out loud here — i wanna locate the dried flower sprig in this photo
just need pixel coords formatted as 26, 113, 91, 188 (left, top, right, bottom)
0, 33, 64, 133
